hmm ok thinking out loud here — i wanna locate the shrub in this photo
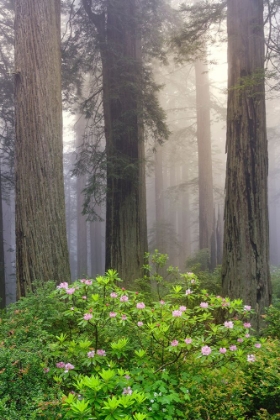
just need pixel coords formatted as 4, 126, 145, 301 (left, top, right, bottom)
0, 282, 64, 419
1, 258, 280, 419
45, 268, 275, 419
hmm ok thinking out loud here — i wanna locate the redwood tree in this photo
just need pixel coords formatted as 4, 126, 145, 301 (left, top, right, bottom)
195, 57, 216, 268
82, 0, 148, 284
15, 0, 70, 297
222, 0, 271, 328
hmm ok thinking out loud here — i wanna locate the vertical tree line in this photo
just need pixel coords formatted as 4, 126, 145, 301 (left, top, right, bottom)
222, 0, 271, 328
14, 0, 70, 296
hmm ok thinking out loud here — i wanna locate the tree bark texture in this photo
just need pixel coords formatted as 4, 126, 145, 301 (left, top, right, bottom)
222, 0, 271, 327
195, 59, 215, 262
83, 0, 148, 285
15, 0, 70, 297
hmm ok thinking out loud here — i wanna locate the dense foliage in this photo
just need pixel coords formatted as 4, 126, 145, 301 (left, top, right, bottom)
0, 256, 279, 419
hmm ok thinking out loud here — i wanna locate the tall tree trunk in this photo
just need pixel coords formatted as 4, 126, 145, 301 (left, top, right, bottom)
179, 161, 191, 269
15, 0, 70, 297
195, 59, 215, 266
75, 118, 88, 278
0, 167, 5, 308
216, 205, 223, 265
222, 0, 271, 329
155, 145, 165, 251
82, 0, 148, 285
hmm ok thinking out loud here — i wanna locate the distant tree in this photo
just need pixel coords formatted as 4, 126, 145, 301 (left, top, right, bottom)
75, 117, 88, 278
195, 57, 216, 268
15, 0, 70, 297
222, 0, 272, 329
0, 166, 5, 308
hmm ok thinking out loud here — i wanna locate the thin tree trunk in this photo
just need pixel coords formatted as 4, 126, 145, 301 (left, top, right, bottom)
216, 205, 223, 265
0, 166, 5, 308
222, 0, 271, 329
15, 0, 70, 297
179, 161, 191, 269
195, 59, 215, 265
90, 205, 103, 277
155, 145, 165, 251
75, 119, 88, 278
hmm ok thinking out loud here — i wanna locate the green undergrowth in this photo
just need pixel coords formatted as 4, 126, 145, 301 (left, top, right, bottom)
0, 254, 279, 419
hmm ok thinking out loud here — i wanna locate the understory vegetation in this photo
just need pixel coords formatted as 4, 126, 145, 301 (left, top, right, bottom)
0, 254, 280, 419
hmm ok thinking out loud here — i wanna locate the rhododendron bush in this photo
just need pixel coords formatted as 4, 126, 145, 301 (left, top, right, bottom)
46, 265, 274, 419
0, 254, 280, 419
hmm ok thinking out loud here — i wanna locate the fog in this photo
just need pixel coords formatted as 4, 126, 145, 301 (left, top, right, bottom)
2, 0, 280, 303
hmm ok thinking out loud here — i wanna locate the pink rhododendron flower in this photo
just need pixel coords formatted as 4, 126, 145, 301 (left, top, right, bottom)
172, 310, 182, 317
87, 351, 95, 358
255, 343, 261, 348
201, 345, 211, 355
237, 338, 243, 343
57, 282, 68, 289
243, 322, 251, 328
121, 315, 127, 320
64, 363, 75, 373
56, 362, 65, 368
184, 338, 192, 344
120, 295, 129, 302
125, 375, 131, 380
224, 321, 234, 328
80, 279, 86, 283
230, 345, 237, 351
84, 313, 93, 320
84, 280, 92, 286
160, 300, 165, 305
66, 288, 75, 295
179, 306, 187, 312
185, 289, 192, 295
219, 348, 227, 354
244, 305, 251, 311
245, 333, 250, 338
137, 321, 143, 326
70, 307, 74, 311
171, 340, 179, 347
109, 312, 117, 318
136, 302, 145, 309
247, 354, 256, 362
123, 386, 133, 395
43, 367, 50, 373
82, 296, 87, 300
200, 302, 208, 308
110, 292, 118, 298
191, 279, 196, 284
97, 349, 106, 356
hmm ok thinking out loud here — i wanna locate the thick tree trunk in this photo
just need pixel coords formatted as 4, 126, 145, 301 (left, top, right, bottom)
222, 0, 271, 328
195, 59, 215, 265
15, 0, 70, 297
104, 0, 148, 284
82, 0, 148, 285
